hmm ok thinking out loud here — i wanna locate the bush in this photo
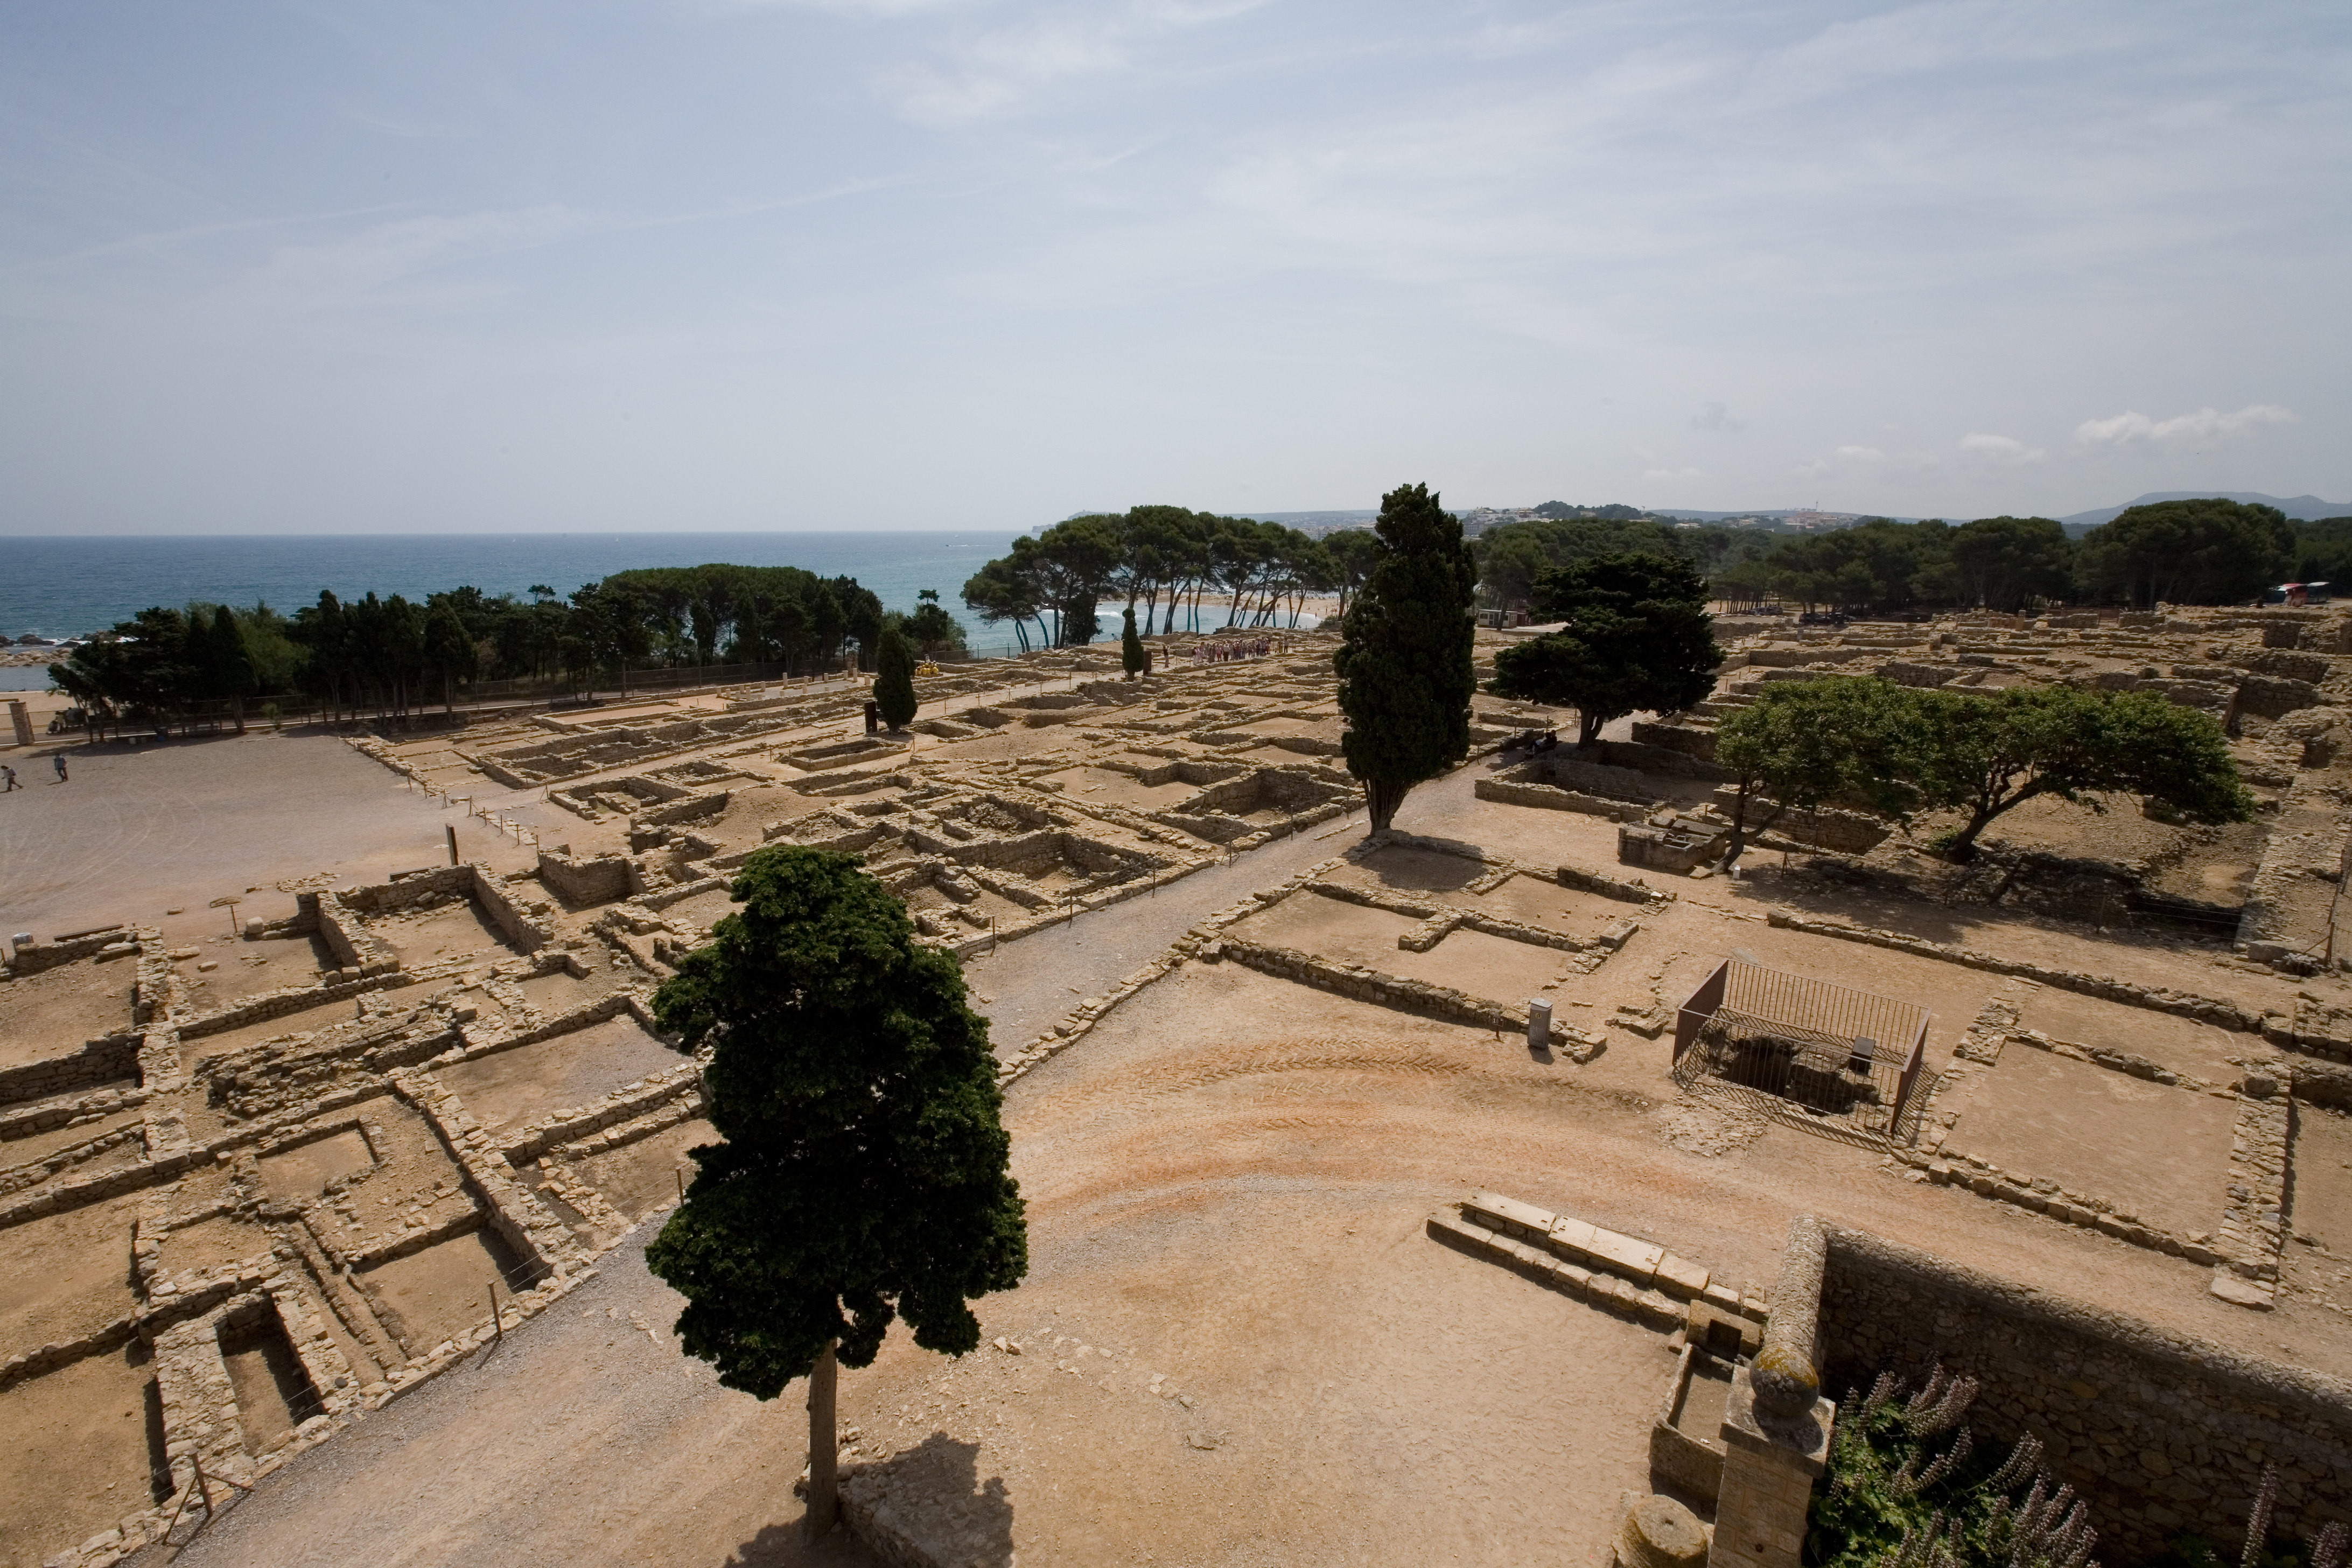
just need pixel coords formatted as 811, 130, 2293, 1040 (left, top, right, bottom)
1810, 1368, 2099, 1568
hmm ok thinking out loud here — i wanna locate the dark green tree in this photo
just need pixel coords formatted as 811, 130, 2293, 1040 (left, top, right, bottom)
1120, 606, 1146, 678
2075, 499, 2292, 607
1909, 684, 2254, 858
1942, 516, 2073, 612
872, 626, 918, 731
1324, 528, 1380, 619
200, 604, 258, 732
1489, 552, 1723, 747
1335, 482, 1478, 832
905, 589, 963, 660
422, 600, 478, 713
645, 847, 1027, 1536
1714, 677, 1926, 863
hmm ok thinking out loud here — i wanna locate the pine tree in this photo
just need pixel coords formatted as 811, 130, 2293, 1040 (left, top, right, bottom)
646, 847, 1028, 1537
1488, 552, 1723, 747
1335, 482, 1478, 831
873, 626, 918, 731
1121, 606, 1146, 678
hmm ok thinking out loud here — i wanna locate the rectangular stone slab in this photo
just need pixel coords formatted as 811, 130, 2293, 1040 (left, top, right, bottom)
1654, 1251, 1711, 1301
1576, 1227, 1665, 1287
1464, 1189, 1556, 1241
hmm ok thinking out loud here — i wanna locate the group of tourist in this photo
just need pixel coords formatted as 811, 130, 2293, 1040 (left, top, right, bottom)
1193, 637, 1272, 664
0, 754, 67, 791
1509, 729, 1562, 754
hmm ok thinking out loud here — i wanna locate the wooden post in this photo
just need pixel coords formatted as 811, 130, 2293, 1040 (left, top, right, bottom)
806, 1340, 840, 1537
194, 1456, 215, 1519
490, 1279, 503, 1347
676, 1167, 685, 1202
445, 823, 459, 865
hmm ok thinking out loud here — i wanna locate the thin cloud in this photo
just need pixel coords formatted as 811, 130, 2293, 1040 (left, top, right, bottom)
1690, 402, 1745, 432
2074, 404, 2295, 445
880, 1, 1264, 124
1959, 431, 2047, 465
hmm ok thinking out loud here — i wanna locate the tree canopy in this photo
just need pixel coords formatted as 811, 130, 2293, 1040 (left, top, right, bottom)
960, 508, 1339, 649
645, 846, 1027, 1527
1335, 482, 1478, 832
1713, 676, 2253, 863
45, 564, 906, 735
1488, 552, 1723, 747
872, 626, 918, 731
2073, 498, 2293, 608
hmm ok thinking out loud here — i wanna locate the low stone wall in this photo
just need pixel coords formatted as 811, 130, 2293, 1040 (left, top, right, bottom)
4, 926, 130, 976
389, 1071, 581, 1279
1212, 936, 1604, 1060
536, 846, 635, 906
2233, 776, 2348, 970
1629, 719, 1720, 762
639, 788, 730, 829
1558, 864, 1670, 907
1619, 822, 1724, 874
312, 891, 400, 975
0, 1033, 142, 1106
1773, 1216, 2352, 1560
467, 864, 555, 954
178, 971, 412, 1041
1707, 788, 1892, 854
1767, 909, 2265, 1031
1474, 775, 1647, 822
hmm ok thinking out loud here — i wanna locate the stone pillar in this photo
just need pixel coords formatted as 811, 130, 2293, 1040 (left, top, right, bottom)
1711, 1364, 1833, 1568
6, 699, 32, 747
1527, 998, 1553, 1050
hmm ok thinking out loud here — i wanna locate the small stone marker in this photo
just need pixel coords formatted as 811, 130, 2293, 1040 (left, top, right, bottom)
1616, 1492, 1709, 1568
1527, 998, 1552, 1049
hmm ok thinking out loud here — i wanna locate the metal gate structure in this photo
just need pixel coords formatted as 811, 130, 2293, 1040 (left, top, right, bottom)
1671, 958, 1933, 1144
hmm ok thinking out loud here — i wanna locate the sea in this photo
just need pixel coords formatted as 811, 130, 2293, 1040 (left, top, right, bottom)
0, 531, 1028, 686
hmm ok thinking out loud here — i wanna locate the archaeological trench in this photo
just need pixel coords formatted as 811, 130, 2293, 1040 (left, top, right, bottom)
9, 607, 2352, 1566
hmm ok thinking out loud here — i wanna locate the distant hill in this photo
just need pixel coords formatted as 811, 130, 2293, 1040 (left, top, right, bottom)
2059, 492, 2352, 535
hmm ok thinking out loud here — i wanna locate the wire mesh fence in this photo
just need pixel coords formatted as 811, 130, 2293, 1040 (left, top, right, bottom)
1672, 958, 1934, 1143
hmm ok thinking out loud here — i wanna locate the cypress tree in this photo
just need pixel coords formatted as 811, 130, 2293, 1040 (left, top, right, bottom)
646, 847, 1028, 1536
1335, 482, 1478, 832
1121, 606, 1146, 678
208, 605, 257, 734
873, 626, 918, 731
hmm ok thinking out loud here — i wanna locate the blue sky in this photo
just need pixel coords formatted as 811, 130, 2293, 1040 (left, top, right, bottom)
1, 0, 2344, 533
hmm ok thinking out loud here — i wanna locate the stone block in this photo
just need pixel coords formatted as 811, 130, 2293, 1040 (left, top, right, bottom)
1578, 1227, 1665, 1287
1546, 1259, 1591, 1299
1425, 1210, 1509, 1263
1548, 1214, 1599, 1259
1465, 1189, 1556, 1241
1654, 1252, 1710, 1300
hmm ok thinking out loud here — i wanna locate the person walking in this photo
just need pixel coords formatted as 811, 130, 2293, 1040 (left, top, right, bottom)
2, 765, 17, 792
53, 754, 67, 783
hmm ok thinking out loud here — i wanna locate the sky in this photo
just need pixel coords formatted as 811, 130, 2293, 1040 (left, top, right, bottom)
1, 0, 2346, 535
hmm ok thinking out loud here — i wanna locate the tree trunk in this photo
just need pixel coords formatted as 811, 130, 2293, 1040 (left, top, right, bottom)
1364, 776, 1411, 834
1577, 709, 1605, 748
804, 1340, 839, 1537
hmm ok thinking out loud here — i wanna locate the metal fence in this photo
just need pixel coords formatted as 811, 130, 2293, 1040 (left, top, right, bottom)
1672, 958, 1933, 1143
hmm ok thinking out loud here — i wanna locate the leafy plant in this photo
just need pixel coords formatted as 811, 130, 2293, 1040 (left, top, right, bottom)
1810, 1368, 2097, 1568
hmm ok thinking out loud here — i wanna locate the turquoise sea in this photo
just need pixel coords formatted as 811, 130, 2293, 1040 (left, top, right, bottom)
0, 530, 1020, 647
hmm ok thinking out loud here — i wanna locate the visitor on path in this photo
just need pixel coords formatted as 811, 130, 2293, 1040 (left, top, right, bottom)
52, 754, 67, 783
2, 765, 17, 792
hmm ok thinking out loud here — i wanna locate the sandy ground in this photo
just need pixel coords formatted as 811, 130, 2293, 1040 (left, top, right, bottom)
7, 630, 2346, 1568
0, 729, 544, 940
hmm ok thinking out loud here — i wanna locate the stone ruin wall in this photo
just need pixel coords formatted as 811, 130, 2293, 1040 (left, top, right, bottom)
1773, 1216, 2352, 1562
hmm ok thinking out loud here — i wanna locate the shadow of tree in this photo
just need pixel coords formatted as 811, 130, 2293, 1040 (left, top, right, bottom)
836, 1430, 1015, 1568
718, 1519, 883, 1567
1356, 838, 1488, 892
